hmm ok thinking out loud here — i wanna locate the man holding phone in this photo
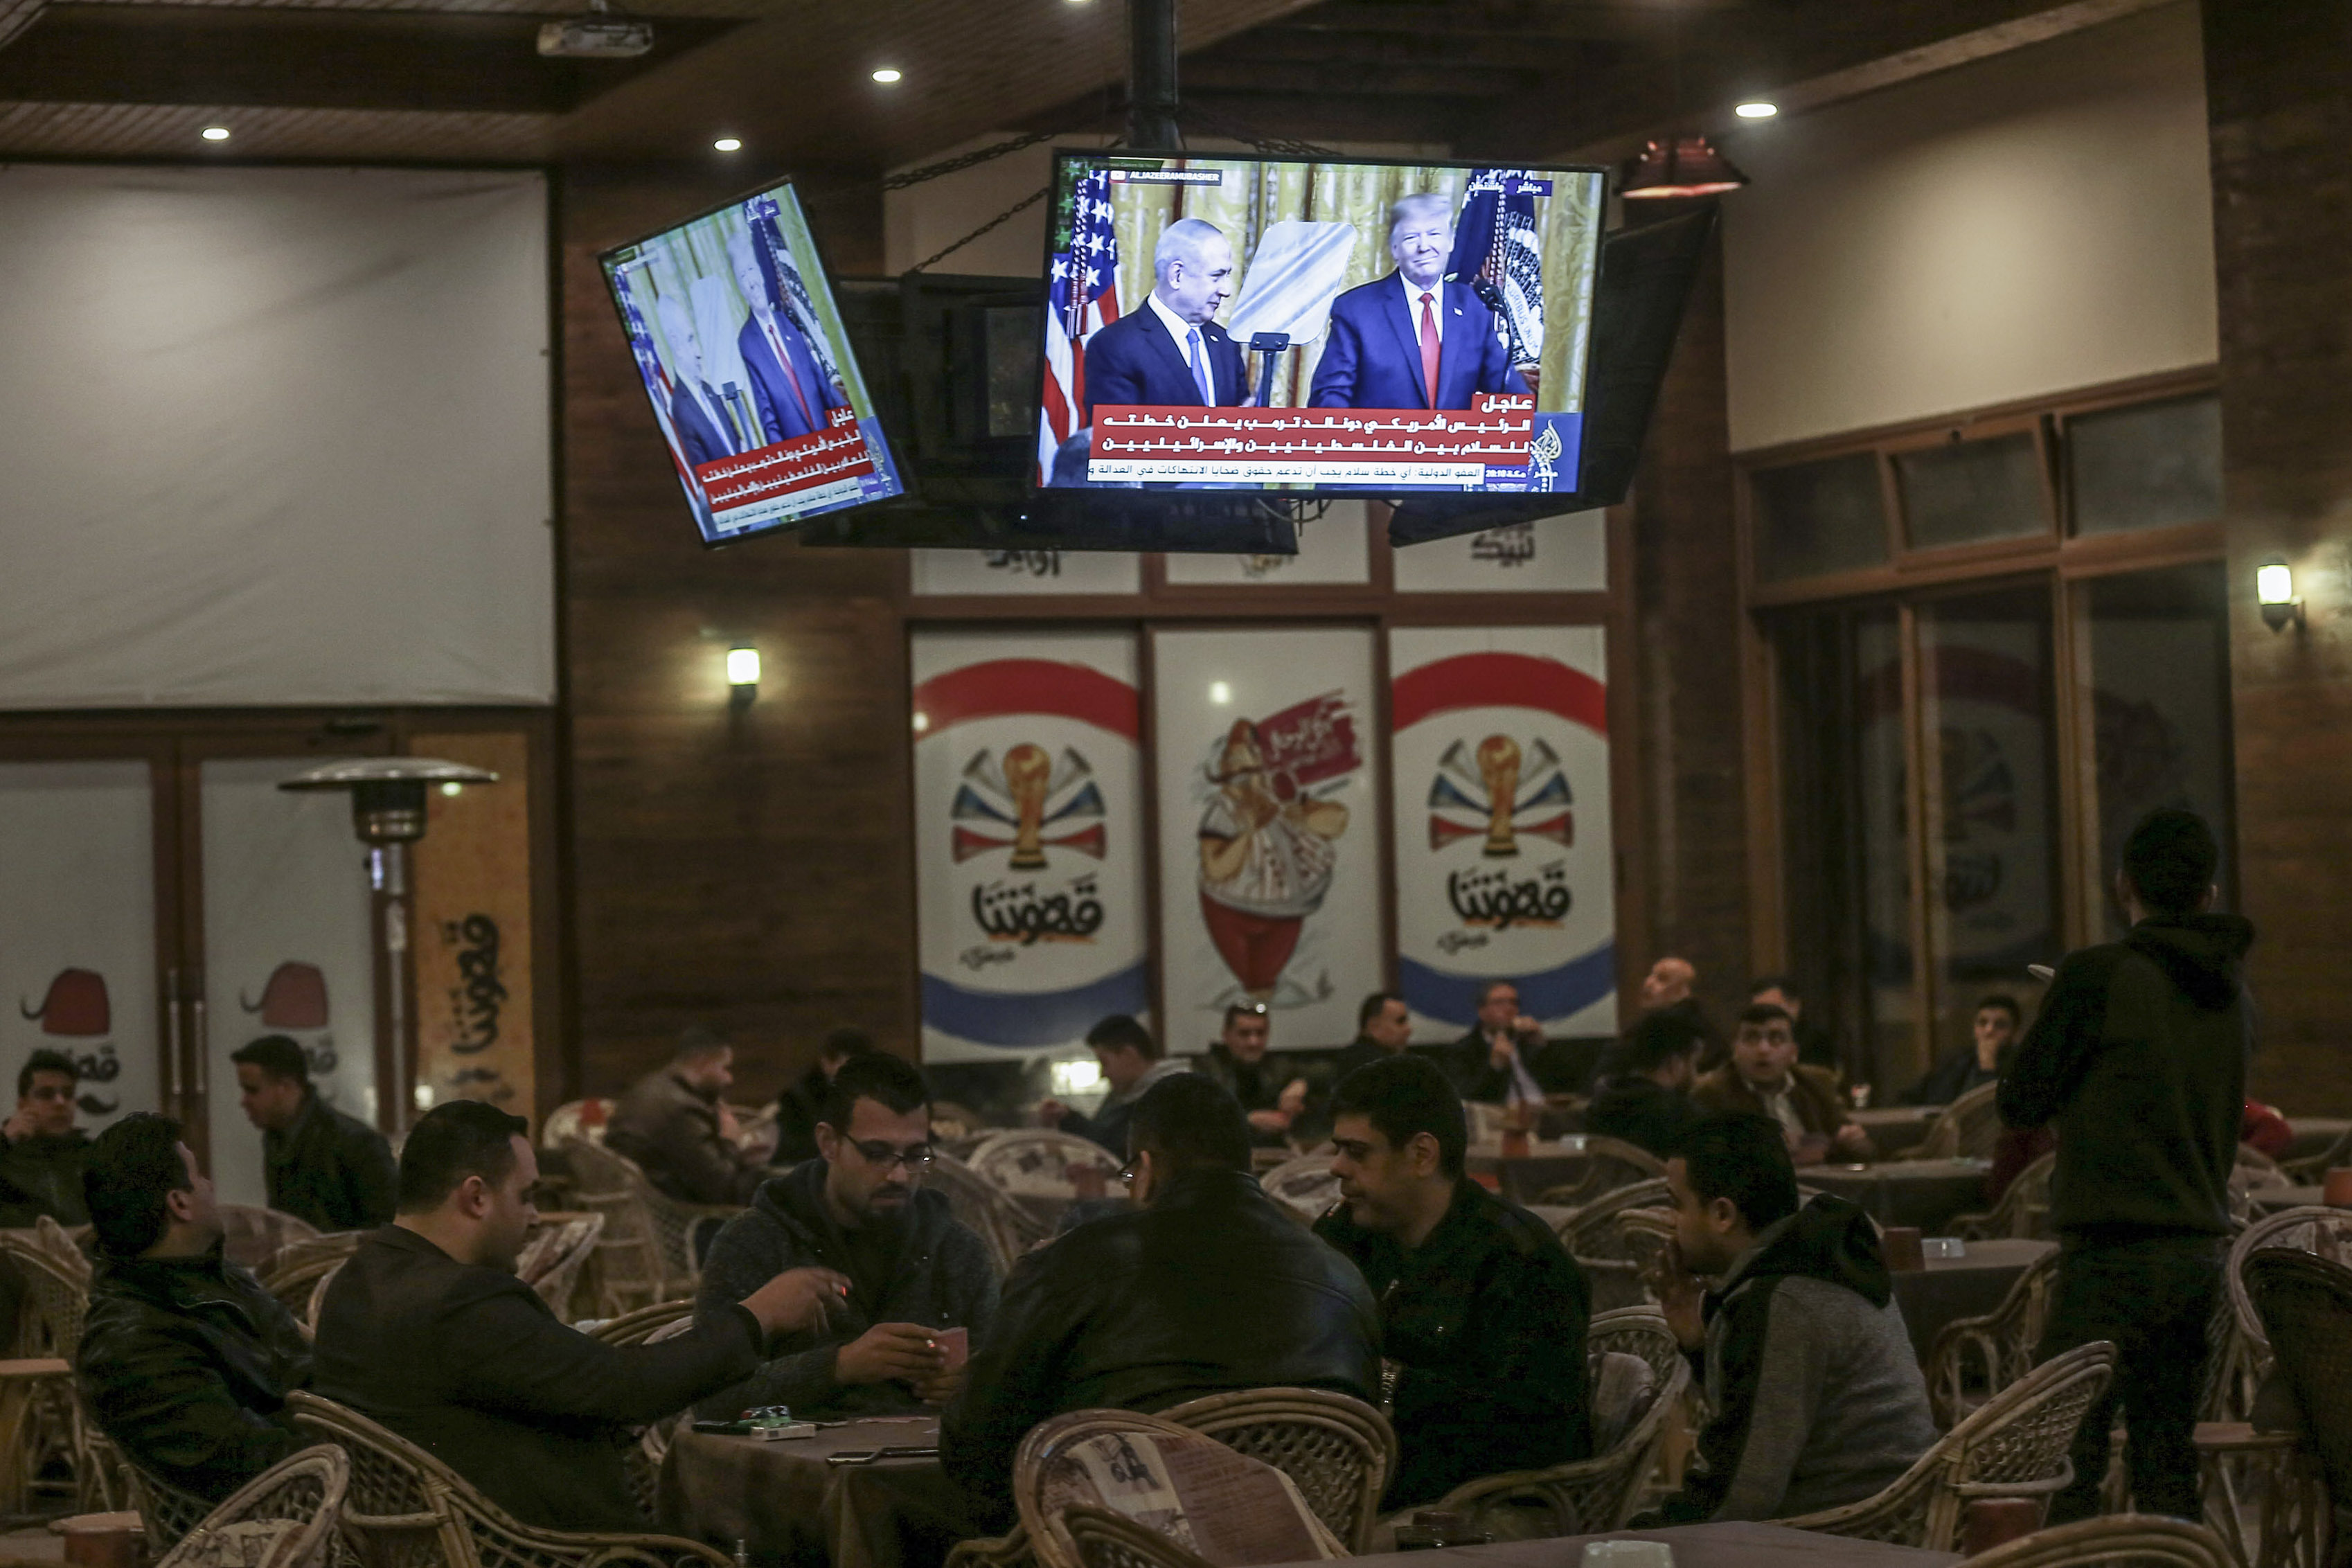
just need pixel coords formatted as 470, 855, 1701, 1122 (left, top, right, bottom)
693, 1053, 998, 1420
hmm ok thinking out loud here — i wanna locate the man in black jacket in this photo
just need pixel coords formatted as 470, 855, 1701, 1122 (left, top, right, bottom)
606, 1027, 767, 1205
76, 1113, 313, 1502
1587, 1010, 1707, 1159
1999, 808, 2252, 1522
696, 1053, 998, 1421
1, 1049, 90, 1227
1332, 992, 1412, 1083
1901, 995, 2020, 1107
231, 1035, 396, 1232
1316, 1053, 1590, 1510
313, 1099, 849, 1531
1194, 1003, 1313, 1148
945, 1074, 1381, 1527
1443, 980, 1547, 1103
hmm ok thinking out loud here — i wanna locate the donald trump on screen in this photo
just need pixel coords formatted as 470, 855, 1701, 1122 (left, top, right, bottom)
1309, 192, 1529, 412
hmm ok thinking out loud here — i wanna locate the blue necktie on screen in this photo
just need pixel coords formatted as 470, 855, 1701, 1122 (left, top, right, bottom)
1187, 327, 1213, 404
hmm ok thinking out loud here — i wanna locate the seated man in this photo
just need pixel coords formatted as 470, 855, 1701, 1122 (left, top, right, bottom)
1693, 1005, 1873, 1166
231, 1035, 397, 1231
695, 1053, 997, 1420
1587, 1010, 1708, 1159
1444, 980, 1549, 1105
945, 1075, 1380, 1527
1036, 1014, 1189, 1158
1, 1049, 90, 1227
772, 1026, 875, 1167
77, 1113, 313, 1502
605, 1026, 767, 1205
314, 1100, 845, 1531
1333, 991, 1412, 1083
1901, 995, 2020, 1105
1644, 1114, 1936, 1522
1195, 1003, 1311, 1148
1315, 1055, 1590, 1511
1747, 976, 1839, 1075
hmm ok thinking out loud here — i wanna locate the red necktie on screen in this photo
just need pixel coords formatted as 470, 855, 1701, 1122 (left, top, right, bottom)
1418, 290, 1441, 408
766, 317, 819, 431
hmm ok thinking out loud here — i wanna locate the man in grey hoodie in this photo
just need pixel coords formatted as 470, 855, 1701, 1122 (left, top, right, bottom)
693, 1053, 999, 1420
2000, 808, 2253, 1522
1644, 1113, 1936, 1523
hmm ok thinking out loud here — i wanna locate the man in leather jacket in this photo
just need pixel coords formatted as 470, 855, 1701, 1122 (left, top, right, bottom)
1, 1049, 91, 1228
944, 1074, 1382, 1527
231, 1035, 396, 1232
75, 1113, 314, 1502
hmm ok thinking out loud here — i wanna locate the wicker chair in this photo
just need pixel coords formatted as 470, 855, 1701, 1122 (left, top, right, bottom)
258, 1234, 365, 1326
1014, 1409, 1346, 1568
1258, 1155, 1341, 1224
1925, 1248, 2063, 1429
562, 1138, 736, 1315
220, 1206, 323, 1274
927, 1151, 1052, 1274
0, 1218, 116, 1509
1949, 1154, 2056, 1242
1156, 1388, 1393, 1551
2280, 1125, 2352, 1186
1905, 1080, 2005, 1161
2244, 1252, 2352, 1499
1427, 1307, 1691, 1539
153, 1445, 348, 1568
969, 1130, 1123, 1199
1522, 1137, 1669, 1210
286, 1391, 728, 1568
539, 1099, 614, 1149
515, 1214, 606, 1321
1965, 1515, 2236, 1568
1553, 1180, 1671, 1312
1780, 1339, 2116, 1552
125, 1450, 220, 1556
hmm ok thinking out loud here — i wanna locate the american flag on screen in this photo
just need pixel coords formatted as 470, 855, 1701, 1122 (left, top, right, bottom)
613, 269, 690, 473
1040, 166, 1121, 485
1447, 170, 1544, 367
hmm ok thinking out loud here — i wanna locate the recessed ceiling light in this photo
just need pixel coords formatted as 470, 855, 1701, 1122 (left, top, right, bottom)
713, 136, 742, 152
871, 67, 902, 83
201, 126, 231, 141
1734, 100, 1779, 119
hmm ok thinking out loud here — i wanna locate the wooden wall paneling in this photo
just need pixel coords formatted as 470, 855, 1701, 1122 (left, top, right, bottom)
1137, 623, 1165, 1046
1604, 498, 1649, 1014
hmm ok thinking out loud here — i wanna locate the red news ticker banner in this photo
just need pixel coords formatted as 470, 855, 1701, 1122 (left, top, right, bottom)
1088, 393, 1533, 485
695, 404, 876, 510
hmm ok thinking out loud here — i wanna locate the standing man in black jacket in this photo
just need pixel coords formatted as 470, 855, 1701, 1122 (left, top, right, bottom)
1316, 1053, 1591, 1510
76, 1112, 314, 1502
313, 1100, 850, 1531
1999, 809, 2253, 1522
945, 1075, 1381, 1529
231, 1035, 396, 1232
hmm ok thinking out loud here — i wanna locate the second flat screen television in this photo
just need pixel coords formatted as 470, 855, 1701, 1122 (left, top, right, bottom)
1037, 151, 1606, 496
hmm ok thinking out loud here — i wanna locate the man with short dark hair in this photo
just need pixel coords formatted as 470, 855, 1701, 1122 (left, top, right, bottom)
1644, 1114, 1935, 1523
231, 1035, 396, 1231
2000, 808, 2252, 1522
1903, 995, 2022, 1106
1195, 1002, 1312, 1147
773, 1026, 876, 1166
1333, 992, 1412, 1082
1693, 1005, 1872, 1165
947, 1074, 1381, 1526
1, 1049, 89, 1227
1587, 1010, 1708, 1159
76, 1113, 314, 1502
605, 1026, 766, 1204
1036, 1014, 1188, 1157
1315, 1054, 1590, 1509
695, 1053, 998, 1421
314, 1099, 851, 1530
1445, 979, 1547, 1103
1747, 975, 1837, 1073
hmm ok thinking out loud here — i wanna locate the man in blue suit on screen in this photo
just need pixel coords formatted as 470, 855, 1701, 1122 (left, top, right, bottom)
654, 294, 742, 468
728, 227, 848, 446
1310, 193, 1530, 411
1081, 217, 1247, 424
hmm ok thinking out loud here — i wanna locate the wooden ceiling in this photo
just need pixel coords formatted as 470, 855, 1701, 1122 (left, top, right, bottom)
0, 0, 2170, 169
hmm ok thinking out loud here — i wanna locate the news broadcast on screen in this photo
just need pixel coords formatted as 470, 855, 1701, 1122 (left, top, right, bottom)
1037, 151, 1607, 495
600, 181, 905, 544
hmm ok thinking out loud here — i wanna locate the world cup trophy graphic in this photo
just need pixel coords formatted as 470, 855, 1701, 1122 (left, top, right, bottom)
1002, 742, 1053, 871
1477, 733, 1522, 857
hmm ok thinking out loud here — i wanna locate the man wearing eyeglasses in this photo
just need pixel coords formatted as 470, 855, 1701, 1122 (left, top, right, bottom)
693, 1053, 998, 1422
1, 1049, 89, 1227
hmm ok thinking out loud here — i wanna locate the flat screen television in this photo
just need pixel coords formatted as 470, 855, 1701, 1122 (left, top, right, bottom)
600, 179, 905, 545
1035, 150, 1607, 498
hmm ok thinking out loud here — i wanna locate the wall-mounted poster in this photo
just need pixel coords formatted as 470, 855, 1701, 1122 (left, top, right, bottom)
1153, 627, 1384, 1051
1391, 508, 1605, 593
913, 632, 1150, 1063
1389, 626, 1616, 1040
1161, 502, 1373, 587
910, 549, 1141, 596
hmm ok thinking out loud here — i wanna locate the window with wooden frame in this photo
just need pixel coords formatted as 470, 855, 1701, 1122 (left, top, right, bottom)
1736, 370, 2233, 1099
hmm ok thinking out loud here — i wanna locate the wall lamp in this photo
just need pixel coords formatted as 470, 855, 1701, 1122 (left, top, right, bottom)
727, 644, 760, 706
2257, 559, 2304, 632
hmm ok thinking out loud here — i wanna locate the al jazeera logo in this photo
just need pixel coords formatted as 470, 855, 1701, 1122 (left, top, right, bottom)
1427, 733, 1574, 944
952, 742, 1110, 961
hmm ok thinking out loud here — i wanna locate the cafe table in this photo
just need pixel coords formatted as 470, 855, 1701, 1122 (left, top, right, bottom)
2285, 1118, 2352, 1164
1268, 1520, 1957, 1568
661, 1413, 950, 1568
1801, 1159, 1992, 1233
2249, 1186, 2338, 1215
1850, 1105, 1942, 1159
1889, 1238, 2057, 1363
